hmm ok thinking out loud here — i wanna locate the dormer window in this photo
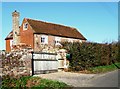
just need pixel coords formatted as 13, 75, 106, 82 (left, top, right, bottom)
23, 22, 28, 30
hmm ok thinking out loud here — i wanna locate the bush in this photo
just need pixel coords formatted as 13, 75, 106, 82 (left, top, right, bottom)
61, 41, 119, 71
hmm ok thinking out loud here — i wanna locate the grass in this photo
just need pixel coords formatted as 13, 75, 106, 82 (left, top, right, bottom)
1, 76, 72, 89
88, 62, 120, 74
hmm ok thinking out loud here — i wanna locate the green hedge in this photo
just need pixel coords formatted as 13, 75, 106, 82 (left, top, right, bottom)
61, 42, 119, 71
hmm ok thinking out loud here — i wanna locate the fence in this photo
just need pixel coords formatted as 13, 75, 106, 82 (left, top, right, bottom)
31, 52, 58, 75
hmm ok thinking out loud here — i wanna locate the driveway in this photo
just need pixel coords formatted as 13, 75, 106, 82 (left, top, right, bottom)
34, 70, 119, 87
86, 70, 119, 87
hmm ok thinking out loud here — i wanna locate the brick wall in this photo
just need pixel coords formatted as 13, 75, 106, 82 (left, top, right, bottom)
48, 35, 55, 46
20, 18, 34, 49
6, 39, 12, 52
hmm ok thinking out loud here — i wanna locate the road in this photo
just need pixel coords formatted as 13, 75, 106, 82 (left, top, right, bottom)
35, 70, 119, 87
86, 70, 119, 87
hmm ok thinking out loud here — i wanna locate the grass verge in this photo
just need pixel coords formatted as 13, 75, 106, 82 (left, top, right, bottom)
88, 62, 120, 74
1, 76, 72, 89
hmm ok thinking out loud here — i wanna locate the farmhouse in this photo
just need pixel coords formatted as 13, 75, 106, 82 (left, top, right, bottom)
5, 10, 87, 52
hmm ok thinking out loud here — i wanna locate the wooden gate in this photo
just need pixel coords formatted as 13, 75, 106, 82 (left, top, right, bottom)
31, 52, 58, 75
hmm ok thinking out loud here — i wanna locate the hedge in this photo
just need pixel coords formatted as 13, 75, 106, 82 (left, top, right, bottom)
61, 41, 119, 71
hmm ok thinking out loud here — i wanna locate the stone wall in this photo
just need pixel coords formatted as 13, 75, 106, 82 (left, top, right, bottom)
34, 34, 83, 52
1, 45, 32, 78
1, 42, 69, 77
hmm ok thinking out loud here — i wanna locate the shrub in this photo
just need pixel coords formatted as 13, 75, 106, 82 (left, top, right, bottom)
61, 41, 119, 71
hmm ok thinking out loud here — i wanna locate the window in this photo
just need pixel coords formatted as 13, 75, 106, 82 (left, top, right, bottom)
24, 23, 28, 29
41, 37, 45, 43
55, 37, 61, 45
55, 40, 60, 44
23, 23, 28, 30
41, 35, 48, 44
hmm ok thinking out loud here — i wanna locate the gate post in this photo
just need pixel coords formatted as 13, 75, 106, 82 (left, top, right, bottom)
31, 51, 34, 76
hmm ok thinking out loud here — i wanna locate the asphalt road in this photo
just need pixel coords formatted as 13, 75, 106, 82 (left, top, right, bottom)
36, 70, 119, 87
86, 70, 119, 87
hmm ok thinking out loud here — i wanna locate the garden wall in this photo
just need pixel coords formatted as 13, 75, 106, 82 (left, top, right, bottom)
1, 49, 32, 78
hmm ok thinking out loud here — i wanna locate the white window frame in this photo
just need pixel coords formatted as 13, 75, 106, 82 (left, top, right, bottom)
23, 22, 28, 30
55, 37, 61, 45
41, 35, 48, 44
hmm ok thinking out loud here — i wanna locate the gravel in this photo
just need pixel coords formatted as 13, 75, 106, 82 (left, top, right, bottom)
34, 71, 96, 87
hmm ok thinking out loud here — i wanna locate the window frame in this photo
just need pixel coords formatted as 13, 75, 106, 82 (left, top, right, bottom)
23, 22, 28, 30
40, 35, 48, 44
41, 37, 45, 43
55, 37, 61, 45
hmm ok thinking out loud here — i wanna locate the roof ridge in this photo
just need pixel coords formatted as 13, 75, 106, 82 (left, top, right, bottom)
25, 18, 76, 30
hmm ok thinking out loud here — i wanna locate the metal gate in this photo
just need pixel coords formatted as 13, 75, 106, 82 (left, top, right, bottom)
31, 52, 58, 75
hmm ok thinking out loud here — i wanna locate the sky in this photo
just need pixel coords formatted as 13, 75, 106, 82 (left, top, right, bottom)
1, 2, 118, 50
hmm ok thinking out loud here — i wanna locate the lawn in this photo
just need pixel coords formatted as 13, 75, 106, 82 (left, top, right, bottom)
88, 62, 120, 74
1, 76, 72, 89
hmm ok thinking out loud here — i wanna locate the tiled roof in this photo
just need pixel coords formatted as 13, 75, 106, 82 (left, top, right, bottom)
26, 18, 87, 40
5, 18, 87, 40
5, 31, 13, 40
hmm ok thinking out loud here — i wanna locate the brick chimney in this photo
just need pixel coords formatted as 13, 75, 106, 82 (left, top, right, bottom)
12, 10, 20, 45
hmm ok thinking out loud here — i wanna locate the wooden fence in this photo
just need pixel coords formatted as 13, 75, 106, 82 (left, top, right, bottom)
31, 52, 58, 75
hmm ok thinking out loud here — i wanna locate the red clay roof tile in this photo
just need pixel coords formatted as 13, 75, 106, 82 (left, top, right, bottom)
26, 18, 86, 40
5, 18, 87, 40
